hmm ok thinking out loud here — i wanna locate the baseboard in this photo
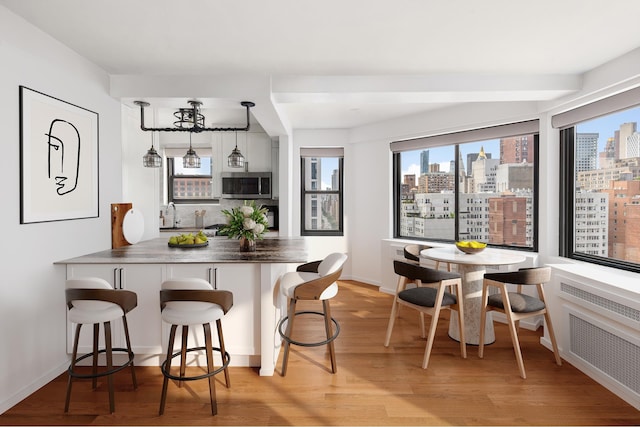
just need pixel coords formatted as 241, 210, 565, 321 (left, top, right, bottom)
0, 361, 68, 415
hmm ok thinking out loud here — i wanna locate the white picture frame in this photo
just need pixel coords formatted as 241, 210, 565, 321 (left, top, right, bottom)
19, 86, 99, 224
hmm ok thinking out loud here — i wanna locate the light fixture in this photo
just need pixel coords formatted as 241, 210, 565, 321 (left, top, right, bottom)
228, 131, 245, 168
142, 132, 162, 168
134, 100, 255, 169
183, 133, 200, 168
133, 100, 255, 133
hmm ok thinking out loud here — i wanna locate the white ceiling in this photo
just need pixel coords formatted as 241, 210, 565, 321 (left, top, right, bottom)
3, 0, 640, 133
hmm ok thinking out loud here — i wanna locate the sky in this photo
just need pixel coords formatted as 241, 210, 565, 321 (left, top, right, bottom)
401, 105, 640, 178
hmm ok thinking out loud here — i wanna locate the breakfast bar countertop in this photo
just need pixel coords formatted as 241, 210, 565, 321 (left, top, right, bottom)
55, 236, 309, 265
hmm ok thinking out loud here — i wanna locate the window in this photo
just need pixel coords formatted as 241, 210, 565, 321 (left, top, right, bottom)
556, 90, 640, 273
166, 148, 216, 204
300, 148, 344, 236
391, 120, 539, 251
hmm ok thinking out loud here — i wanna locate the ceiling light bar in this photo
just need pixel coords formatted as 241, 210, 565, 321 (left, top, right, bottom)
133, 100, 255, 133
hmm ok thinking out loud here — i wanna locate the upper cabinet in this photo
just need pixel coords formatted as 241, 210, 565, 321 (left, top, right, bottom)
220, 131, 272, 173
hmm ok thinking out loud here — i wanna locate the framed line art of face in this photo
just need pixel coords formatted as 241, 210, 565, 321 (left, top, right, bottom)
19, 86, 99, 224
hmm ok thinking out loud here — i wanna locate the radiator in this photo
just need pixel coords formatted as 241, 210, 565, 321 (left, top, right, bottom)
558, 278, 640, 409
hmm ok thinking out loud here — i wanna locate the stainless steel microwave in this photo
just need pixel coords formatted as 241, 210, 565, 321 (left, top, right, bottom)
221, 172, 272, 199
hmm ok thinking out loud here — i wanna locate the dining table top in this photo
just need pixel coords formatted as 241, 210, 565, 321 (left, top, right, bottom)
420, 245, 527, 267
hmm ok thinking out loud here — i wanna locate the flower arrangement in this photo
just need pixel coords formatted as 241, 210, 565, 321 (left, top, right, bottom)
219, 200, 269, 241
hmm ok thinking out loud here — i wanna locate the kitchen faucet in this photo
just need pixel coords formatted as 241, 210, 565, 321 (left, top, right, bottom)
167, 202, 178, 228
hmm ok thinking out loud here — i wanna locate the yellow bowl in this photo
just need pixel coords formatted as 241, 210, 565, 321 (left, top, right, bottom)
455, 241, 487, 254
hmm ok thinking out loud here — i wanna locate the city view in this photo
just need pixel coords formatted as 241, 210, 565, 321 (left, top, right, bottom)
398, 107, 640, 265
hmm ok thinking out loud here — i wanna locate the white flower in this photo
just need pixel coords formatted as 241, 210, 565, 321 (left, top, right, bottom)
253, 223, 265, 234
243, 218, 256, 230
240, 205, 254, 217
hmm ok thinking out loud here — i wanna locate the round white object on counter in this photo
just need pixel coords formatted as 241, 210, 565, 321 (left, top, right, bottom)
122, 208, 145, 244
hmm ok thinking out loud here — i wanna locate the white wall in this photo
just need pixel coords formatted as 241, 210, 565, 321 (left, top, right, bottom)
0, 7, 123, 413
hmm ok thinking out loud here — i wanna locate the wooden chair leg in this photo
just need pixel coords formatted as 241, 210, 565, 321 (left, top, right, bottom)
65, 323, 82, 413
203, 323, 217, 416
92, 323, 99, 389
422, 305, 442, 369
122, 316, 137, 388
500, 287, 527, 379
281, 298, 297, 376
159, 324, 177, 416
384, 296, 400, 346
455, 282, 467, 359
216, 319, 231, 387
104, 321, 115, 413
478, 283, 489, 358
544, 310, 562, 366
179, 325, 188, 388
323, 300, 337, 373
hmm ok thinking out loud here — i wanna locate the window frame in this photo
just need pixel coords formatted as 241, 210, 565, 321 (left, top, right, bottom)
392, 124, 539, 252
300, 155, 344, 236
559, 126, 640, 274
167, 156, 218, 205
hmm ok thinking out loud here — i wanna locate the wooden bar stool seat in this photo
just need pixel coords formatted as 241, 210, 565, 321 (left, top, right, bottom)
159, 278, 233, 416
64, 277, 138, 413
277, 253, 348, 376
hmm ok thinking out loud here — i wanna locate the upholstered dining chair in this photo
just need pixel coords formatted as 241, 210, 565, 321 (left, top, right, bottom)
403, 244, 451, 271
478, 267, 562, 379
277, 252, 348, 376
384, 260, 466, 369
64, 277, 138, 413
159, 278, 233, 416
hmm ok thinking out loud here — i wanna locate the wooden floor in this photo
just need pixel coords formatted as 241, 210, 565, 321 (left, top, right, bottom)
1, 280, 638, 426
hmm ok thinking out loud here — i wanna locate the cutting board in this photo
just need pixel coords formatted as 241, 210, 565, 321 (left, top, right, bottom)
111, 203, 133, 249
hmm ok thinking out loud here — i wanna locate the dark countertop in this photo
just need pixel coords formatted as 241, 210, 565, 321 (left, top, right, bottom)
55, 236, 308, 265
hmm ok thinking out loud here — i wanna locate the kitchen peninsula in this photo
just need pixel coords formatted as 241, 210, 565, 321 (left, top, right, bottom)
55, 236, 309, 376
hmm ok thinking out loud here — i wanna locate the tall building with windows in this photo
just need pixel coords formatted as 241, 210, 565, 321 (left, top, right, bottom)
420, 150, 429, 175
500, 134, 534, 164
599, 137, 617, 169
574, 191, 609, 257
618, 122, 637, 159
576, 133, 599, 172
605, 180, 640, 262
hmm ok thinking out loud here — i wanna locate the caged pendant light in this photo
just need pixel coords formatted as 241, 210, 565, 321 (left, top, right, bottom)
183, 133, 201, 168
133, 99, 255, 169
143, 131, 162, 168
227, 131, 245, 168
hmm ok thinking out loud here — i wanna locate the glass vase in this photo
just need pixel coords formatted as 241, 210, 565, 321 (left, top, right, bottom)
239, 236, 256, 252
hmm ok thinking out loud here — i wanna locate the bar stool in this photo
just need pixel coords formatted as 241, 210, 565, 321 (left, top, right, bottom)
277, 252, 347, 376
159, 278, 233, 416
64, 277, 138, 413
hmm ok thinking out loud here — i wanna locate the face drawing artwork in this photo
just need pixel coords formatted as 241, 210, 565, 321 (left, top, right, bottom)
46, 118, 81, 196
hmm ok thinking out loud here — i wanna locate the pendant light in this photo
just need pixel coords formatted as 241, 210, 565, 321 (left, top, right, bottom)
143, 132, 162, 168
228, 131, 245, 168
183, 133, 200, 168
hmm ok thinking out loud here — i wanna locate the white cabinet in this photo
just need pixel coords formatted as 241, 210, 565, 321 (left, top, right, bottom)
219, 131, 272, 173
65, 264, 164, 355
164, 263, 261, 365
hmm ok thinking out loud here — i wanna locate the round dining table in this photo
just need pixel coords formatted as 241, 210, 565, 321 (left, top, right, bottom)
420, 246, 526, 345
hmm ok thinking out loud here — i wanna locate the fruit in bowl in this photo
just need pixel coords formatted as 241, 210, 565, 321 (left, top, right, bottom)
455, 240, 487, 254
